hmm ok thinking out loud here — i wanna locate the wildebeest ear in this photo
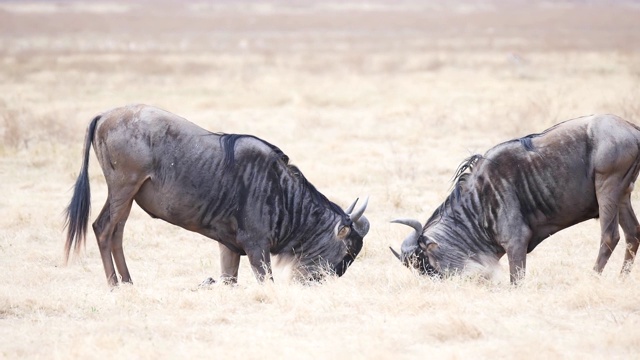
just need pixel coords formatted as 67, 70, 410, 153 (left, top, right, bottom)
336, 223, 351, 239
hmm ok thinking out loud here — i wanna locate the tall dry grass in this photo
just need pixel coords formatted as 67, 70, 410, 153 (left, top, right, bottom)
2, 1, 640, 359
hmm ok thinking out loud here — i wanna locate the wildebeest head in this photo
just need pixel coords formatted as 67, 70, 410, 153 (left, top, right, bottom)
389, 218, 440, 277
295, 197, 370, 282
332, 197, 370, 276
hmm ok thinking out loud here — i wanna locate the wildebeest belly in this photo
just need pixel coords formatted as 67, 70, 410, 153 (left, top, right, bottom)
133, 176, 241, 251
526, 201, 599, 253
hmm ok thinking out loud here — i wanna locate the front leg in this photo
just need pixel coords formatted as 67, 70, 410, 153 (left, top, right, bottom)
246, 248, 273, 283
499, 224, 531, 285
219, 243, 241, 285
507, 245, 527, 285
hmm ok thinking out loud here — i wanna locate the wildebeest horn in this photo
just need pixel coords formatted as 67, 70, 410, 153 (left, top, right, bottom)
345, 197, 370, 238
391, 218, 423, 235
344, 198, 359, 214
391, 218, 423, 255
349, 196, 369, 223
389, 246, 402, 261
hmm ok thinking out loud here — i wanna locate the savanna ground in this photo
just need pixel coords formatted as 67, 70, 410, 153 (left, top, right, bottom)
1, 1, 640, 358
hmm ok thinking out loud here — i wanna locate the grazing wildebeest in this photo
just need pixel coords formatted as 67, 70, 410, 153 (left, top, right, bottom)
390, 114, 640, 284
64, 104, 370, 287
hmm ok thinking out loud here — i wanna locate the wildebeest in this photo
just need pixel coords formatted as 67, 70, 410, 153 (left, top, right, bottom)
391, 114, 640, 284
64, 104, 370, 286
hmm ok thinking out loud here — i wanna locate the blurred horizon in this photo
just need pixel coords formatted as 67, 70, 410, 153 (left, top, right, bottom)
1, 0, 639, 54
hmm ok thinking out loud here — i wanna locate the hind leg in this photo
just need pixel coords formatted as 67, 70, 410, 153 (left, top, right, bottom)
593, 175, 624, 273
92, 184, 140, 287
93, 202, 118, 286
112, 217, 132, 283
619, 194, 640, 274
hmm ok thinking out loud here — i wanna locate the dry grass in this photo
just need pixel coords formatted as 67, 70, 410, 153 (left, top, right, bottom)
2, 1, 640, 358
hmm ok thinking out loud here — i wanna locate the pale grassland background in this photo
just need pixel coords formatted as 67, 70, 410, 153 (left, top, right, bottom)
2, 1, 640, 359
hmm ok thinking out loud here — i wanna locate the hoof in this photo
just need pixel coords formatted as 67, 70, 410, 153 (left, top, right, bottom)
220, 276, 238, 286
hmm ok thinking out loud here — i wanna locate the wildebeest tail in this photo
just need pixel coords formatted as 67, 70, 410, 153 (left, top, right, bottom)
64, 115, 100, 263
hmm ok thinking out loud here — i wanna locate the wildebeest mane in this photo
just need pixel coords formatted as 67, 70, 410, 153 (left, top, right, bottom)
218, 134, 345, 217
425, 154, 483, 227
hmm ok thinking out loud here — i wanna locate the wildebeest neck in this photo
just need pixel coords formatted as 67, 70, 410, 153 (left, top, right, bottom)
218, 134, 351, 272
421, 154, 511, 274
275, 178, 351, 271
424, 183, 500, 274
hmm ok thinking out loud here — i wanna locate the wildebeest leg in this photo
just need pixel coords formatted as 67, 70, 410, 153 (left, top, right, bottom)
112, 219, 132, 284
92, 184, 140, 287
593, 176, 624, 273
246, 248, 273, 282
503, 226, 531, 285
506, 244, 528, 285
93, 202, 119, 286
219, 243, 241, 285
618, 194, 640, 274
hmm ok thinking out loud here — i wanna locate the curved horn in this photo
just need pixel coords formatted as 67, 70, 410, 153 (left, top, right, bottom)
391, 218, 423, 235
349, 196, 369, 223
391, 218, 423, 254
344, 198, 358, 215
389, 246, 402, 261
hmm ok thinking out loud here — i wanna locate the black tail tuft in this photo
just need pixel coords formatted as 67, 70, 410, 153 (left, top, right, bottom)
64, 115, 100, 263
